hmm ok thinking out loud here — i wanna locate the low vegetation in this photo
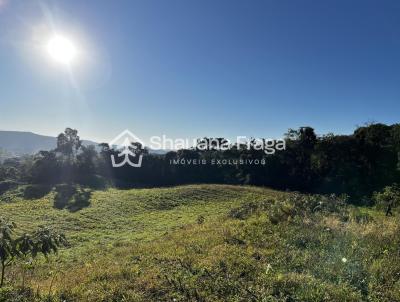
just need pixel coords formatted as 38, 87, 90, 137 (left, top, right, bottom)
0, 184, 399, 301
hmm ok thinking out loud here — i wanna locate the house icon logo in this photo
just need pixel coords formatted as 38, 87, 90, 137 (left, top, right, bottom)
109, 130, 145, 168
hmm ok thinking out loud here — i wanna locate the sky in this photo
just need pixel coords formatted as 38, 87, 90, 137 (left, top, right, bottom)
0, 0, 400, 143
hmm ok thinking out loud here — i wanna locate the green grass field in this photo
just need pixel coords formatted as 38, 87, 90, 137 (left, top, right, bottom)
1, 184, 399, 301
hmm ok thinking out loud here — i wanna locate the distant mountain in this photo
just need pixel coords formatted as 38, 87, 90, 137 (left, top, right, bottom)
0, 130, 169, 161
0, 131, 97, 159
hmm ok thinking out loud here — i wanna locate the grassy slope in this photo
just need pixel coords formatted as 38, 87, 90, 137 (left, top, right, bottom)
0, 185, 279, 299
1, 185, 399, 301
0, 185, 274, 255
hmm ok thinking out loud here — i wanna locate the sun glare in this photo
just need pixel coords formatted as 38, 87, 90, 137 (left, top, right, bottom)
47, 35, 77, 65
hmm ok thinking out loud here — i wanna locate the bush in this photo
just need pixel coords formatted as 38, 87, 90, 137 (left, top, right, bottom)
228, 199, 272, 219
23, 185, 52, 199
0, 287, 35, 302
349, 209, 373, 224
196, 215, 205, 224
373, 184, 400, 211
0, 180, 18, 195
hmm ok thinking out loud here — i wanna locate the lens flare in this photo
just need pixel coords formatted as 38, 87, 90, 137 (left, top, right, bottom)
47, 35, 77, 65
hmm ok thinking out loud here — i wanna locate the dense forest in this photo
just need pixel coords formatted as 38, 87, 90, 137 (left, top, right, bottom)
1, 123, 399, 204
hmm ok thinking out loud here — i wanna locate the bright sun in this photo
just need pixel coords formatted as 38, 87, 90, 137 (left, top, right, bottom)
47, 35, 77, 65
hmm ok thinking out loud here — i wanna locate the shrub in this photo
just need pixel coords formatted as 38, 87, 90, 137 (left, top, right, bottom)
23, 185, 52, 199
349, 209, 373, 224
228, 199, 272, 219
196, 215, 205, 224
0, 181, 18, 196
0, 287, 35, 302
373, 184, 400, 211
0, 216, 68, 289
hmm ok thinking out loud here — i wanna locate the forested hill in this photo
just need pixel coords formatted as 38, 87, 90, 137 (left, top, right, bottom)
0, 130, 96, 157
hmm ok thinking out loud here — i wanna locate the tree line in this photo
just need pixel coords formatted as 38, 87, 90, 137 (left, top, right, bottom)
1, 123, 399, 203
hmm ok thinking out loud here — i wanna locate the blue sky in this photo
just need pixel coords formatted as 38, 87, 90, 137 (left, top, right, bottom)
0, 0, 399, 143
